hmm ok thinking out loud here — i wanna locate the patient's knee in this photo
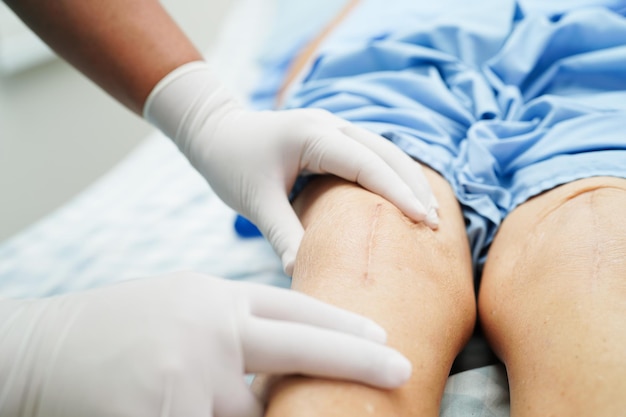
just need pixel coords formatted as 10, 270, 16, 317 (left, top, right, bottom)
295, 176, 466, 275
480, 178, 626, 344
293, 175, 474, 317
295, 180, 426, 275
537, 180, 626, 261
499, 177, 626, 282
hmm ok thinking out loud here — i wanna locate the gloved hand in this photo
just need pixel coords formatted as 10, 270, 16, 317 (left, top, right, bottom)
0, 272, 411, 417
144, 62, 439, 275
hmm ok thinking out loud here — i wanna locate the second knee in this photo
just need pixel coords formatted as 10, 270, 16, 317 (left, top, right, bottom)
539, 182, 626, 263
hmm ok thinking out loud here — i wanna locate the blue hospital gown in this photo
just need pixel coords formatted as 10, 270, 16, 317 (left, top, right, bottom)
239, 0, 626, 276
246, 0, 626, 276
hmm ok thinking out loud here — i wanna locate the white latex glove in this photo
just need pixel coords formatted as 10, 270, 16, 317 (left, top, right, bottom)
144, 61, 439, 275
0, 272, 412, 417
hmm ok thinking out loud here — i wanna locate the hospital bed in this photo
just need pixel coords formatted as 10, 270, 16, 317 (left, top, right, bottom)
0, 0, 510, 415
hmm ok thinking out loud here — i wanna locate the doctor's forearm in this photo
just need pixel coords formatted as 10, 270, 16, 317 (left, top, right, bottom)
4, 0, 203, 114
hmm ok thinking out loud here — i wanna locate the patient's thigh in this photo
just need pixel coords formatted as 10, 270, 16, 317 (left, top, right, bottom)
258, 166, 475, 416
479, 176, 626, 416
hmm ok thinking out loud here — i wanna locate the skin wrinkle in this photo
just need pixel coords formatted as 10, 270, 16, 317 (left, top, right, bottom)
532, 184, 626, 227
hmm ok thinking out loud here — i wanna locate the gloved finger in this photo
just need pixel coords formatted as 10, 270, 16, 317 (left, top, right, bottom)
302, 129, 433, 227
241, 317, 412, 389
249, 187, 304, 276
341, 124, 439, 213
214, 376, 263, 417
311, 111, 438, 215
240, 283, 387, 343
303, 110, 437, 213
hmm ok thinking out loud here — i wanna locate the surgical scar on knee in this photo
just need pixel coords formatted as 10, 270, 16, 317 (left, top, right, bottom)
362, 203, 383, 284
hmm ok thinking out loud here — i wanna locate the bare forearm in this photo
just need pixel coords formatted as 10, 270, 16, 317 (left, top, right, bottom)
5, 0, 203, 114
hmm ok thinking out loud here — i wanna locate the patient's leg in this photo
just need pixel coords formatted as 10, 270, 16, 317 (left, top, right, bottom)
479, 176, 626, 416
258, 167, 476, 416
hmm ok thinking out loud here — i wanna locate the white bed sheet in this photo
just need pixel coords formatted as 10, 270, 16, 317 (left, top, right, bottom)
0, 1, 510, 415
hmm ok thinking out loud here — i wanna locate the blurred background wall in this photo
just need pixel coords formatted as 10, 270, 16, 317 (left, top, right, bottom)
0, 0, 233, 243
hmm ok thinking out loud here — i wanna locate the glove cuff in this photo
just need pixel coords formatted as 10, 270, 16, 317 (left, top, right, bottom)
143, 61, 239, 157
